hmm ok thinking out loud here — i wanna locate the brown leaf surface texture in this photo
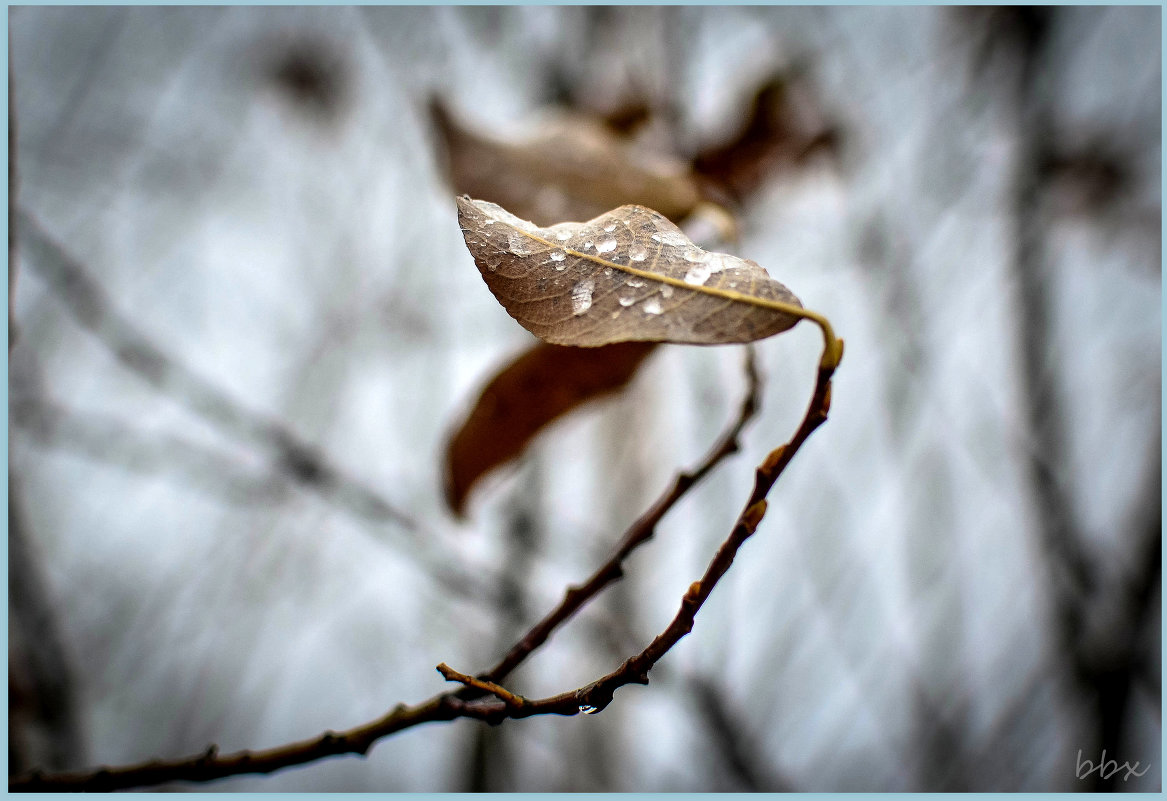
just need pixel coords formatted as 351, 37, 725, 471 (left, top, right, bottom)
444, 341, 657, 517
458, 196, 804, 347
432, 99, 702, 227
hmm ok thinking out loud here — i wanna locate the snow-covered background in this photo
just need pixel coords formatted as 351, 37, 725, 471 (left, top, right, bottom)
9, 6, 1160, 791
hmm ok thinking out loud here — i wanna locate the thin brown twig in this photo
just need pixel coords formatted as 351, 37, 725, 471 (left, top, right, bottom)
476, 346, 761, 688
437, 664, 527, 708
11, 341, 839, 792
437, 349, 838, 723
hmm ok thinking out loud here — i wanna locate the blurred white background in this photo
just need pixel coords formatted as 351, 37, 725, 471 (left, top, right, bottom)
9, 6, 1160, 791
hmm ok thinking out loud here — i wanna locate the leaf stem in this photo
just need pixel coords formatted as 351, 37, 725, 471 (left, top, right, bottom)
775, 301, 843, 371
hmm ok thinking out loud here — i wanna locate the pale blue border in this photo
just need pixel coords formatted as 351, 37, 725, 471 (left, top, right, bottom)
10, 0, 1157, 5
3, 0, 11, 787
1160, 1, 1166, 795
4, 3, 1163, 798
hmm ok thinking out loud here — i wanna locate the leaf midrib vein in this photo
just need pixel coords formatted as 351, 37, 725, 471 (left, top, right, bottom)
496, 218, 802, 319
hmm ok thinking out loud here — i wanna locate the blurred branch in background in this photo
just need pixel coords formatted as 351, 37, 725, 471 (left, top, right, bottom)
11, 211, 512, 609
15, 210, 417, 532
9, 478, 85, 777
979, 7, 1161, 792
8, 34, 18, 350
690, 676, 795, 792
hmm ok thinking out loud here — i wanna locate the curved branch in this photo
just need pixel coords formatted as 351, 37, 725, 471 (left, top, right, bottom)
11, 336, 841, 792
476, 345, 761, 688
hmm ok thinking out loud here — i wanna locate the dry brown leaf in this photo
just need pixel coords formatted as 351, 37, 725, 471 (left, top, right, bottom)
457, 196, 804, 347
431, 99, 702, 227
693, 72, 840, 203
444, 341, 657, 517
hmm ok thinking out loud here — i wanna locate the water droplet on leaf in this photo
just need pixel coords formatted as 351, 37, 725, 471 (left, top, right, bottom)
629, 244, 647, 262
596, 237, 617, 254
684, 264, 712, 286
571, 279, 595, 316
508, 231, 541, 256
642, 297, 662, 315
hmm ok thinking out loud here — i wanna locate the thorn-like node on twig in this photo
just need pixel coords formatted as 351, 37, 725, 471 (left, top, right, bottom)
761, 445, 786, 473
743, 500, 768, 530
438, 662, 526, 707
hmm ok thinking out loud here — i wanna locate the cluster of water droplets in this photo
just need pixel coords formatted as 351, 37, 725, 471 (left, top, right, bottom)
563, 219, 692, 318
488, 208, 741, 321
